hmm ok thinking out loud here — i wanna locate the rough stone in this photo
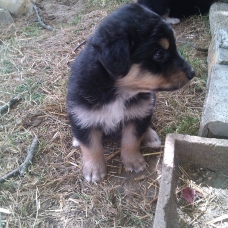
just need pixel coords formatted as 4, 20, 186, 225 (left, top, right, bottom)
0, 8, 14, 26
218, 29, 228, 49
208, 29, 228, 74
0, 0, 33, 17
209, 2, 228, 36
217, 29, 228, 65
199, 64, 228, 138
153, 134, 228, 228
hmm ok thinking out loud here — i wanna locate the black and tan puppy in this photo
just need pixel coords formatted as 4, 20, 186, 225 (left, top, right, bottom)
67, 3, 195, 182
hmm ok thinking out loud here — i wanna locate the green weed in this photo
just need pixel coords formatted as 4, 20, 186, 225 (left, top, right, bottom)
164, 115, 199, 135
0, 60, 16, 74
72, 13, 83, 25
23, 24, 41, 37
15, 79, 45, 104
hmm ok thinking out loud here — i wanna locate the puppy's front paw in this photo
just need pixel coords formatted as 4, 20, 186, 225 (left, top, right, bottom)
121, 152, 146, 173
83, 159, 107, 182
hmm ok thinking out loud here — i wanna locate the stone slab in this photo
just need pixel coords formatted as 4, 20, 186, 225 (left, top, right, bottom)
0, 8, 14, 26
199, 64, 228, 138
208, 8, 228, 72
217, 29, 228, 65
153, 133, 228, 228
209, 2, 228, 36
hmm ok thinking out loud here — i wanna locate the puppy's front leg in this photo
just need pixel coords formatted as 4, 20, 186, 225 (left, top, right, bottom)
80, 129, 106, 182
121, 123, 146, 172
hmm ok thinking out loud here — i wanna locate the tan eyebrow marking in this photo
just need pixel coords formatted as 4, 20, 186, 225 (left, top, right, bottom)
160, 38, 170, 50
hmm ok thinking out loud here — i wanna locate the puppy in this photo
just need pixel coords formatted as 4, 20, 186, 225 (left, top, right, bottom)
137, 0, 214, 24
67, 3, 195, 182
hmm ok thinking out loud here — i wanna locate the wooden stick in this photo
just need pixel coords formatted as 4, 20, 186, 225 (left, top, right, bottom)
73, 40, 87, 52
0, 137, 39, 183
149, 197, 158, 204
0, 97, 21, 115
177, 40, 208, 52
105, 149, 120, 161
33, 5, 54, 31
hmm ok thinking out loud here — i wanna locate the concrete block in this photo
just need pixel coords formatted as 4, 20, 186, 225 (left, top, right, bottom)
199, 64, 228, 138
218, 29, 228, 49
208, 29, 228, 74
153, 133, 228, 228
0, 8, 14, 26
209, 3, 228, 36
217, 29, 228, 65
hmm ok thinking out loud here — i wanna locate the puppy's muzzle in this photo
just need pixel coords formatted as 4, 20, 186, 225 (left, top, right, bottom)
187, 70, 195, 80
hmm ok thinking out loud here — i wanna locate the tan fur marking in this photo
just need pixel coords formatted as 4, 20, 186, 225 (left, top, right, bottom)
117, 64, 190, 92
116, 64, 161, 91
121, 123, 146, 172
121, 124, 142, 153
160, 38, 170, 50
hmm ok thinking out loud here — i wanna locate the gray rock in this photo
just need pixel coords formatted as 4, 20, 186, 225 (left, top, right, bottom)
0, 8, 14, 26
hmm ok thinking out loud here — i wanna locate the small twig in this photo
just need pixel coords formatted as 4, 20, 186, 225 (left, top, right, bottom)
33, 187, 40, 228
0, 137, 39, 184
0, 97, 22, 115
143, 152, 163, 156
73, 40, 87, 52
72, 17, 106, 52
134, 175, 149, 181
177, 40, 208, 52
33, 5, 54, 31
105, 149, 120, 161
149, 197, 158, 204
206, 214, 228, 225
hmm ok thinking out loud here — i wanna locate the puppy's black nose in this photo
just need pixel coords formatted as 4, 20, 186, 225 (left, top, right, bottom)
187, 70, 195, 80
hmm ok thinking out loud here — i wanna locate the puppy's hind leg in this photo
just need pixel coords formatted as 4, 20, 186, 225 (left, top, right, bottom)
165, 17, 180, 25
163, 9, 180, 24
142, 127, 161, 148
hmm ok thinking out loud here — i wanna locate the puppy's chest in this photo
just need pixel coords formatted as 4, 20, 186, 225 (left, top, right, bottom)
75, 95, 154, 134
96, 97, 152, 129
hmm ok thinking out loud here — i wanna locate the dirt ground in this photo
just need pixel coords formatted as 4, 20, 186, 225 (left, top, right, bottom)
0, 0, 211, 227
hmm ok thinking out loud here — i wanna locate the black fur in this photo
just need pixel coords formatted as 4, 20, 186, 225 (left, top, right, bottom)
138, 0, 170, 16
138, 0, 214, 18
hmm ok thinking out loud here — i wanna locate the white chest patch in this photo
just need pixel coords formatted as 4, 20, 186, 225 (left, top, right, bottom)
70, 95, 153, 134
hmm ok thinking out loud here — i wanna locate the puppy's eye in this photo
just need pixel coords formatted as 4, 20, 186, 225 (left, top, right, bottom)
153, 50, 165, 62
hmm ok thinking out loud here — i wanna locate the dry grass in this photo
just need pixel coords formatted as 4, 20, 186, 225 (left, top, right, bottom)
0, 1, 211, 227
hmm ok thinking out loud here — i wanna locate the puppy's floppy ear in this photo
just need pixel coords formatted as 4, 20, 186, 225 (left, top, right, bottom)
99, 37, 130, 78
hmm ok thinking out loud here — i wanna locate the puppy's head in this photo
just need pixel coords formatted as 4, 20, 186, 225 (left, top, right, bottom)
91, 3, 195, 92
